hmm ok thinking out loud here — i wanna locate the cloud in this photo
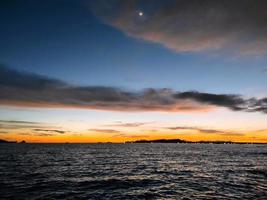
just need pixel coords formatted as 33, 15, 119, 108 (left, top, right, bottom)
17, 133, 32, 136
0, 120, 40, 124
174, 92, 246, 111
176, 91, 267, 113
251, 129, 267, 133
0, 119, 62, 137
107, 122, 148, 127
0, 119, 48, 129
112, 133, 149, 138
0, 131, 8, 134
0, 65, 212, 112
17, 132, 54, 137
91, 0, 267, 55
1, 65, 267, 114
167, 126, 244, 136
33, 129, 66, 134
90, 129, 121, 133
34, 133, 54, 137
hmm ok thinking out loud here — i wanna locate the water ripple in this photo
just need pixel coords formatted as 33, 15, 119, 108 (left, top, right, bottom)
0, 143, 266, 199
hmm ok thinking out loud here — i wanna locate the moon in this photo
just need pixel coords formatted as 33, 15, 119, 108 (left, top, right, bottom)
138, 11, 143, 16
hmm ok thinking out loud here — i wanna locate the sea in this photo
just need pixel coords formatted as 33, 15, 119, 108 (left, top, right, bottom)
0, 143, 266, 199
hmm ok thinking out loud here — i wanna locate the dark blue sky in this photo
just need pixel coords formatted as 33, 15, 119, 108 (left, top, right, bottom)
0, 0, 266, 95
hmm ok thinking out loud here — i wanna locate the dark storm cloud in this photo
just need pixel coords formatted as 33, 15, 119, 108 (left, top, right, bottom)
1, 65, 267, 114
91, 0, 267, 55
167, 126, 244, 136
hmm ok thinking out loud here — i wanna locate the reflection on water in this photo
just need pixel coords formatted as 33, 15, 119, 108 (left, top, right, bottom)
0, 144, 266, 199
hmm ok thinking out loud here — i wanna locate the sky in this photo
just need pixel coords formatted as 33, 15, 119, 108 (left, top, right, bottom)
0, 0, 267, 143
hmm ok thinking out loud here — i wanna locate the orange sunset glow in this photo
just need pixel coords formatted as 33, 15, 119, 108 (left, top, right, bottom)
1, 114, 267, 143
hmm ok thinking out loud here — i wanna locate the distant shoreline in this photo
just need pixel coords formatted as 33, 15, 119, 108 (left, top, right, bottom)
0, 139, 26, 144
0, 139, 266, 145
125, 139, 267, 145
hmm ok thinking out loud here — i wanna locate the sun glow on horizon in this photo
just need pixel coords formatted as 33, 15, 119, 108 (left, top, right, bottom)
1, 107, 267, 143
1, 124, 267, 143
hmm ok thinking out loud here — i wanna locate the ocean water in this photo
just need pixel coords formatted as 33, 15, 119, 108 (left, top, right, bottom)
0, 143, 266, 200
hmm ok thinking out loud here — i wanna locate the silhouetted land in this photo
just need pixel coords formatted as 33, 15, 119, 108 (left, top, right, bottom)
0, 138, 266, 144
0, 139, 17, 143
0, 139, 27, 143
126, 139, 267, 144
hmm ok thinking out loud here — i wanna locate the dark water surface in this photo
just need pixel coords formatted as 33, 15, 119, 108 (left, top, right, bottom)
0, 143, 266, 199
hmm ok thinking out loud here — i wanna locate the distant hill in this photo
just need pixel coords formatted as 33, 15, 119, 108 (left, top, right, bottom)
126, 139, 187, 143
126, 139, 266, 144
0, 139, 17, 143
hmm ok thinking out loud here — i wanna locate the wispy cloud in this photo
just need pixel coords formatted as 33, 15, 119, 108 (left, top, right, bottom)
250, 129, 267, 133
0, 119, 63, 137
89, 129, 121, 133
1, 65, 267, 114
34, 133, 54, 137
167, 126, 244, 136
0, 119, 48, 129
33, 129, 66, 134
91, 0, 267, 55
0, 120, 40, 124
0, 131, 8, 134
107, 122, 149, 127
112, 133, 149, 138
